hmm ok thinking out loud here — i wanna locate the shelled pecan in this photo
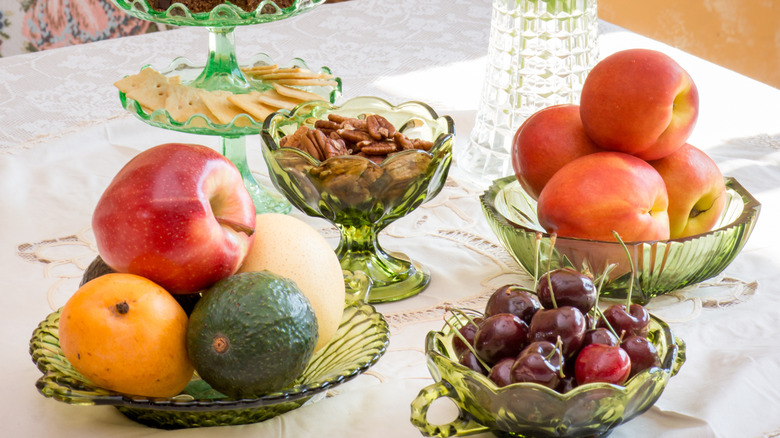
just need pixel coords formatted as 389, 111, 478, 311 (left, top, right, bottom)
280, 113, 434, 162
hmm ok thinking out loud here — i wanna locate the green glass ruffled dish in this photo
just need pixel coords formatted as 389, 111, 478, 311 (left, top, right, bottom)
30, 302, 389, 429
261, 97, 455, 304
411, 312, 685, 438
118, 54, 342, 136
111, 0, 324, 27
481, 176, 760, 304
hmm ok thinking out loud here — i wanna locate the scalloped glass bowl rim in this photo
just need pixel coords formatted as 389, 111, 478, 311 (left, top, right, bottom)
482, 175, 760, 246
31, 302, 388, 410
119, 54, 342, 135
427, 312, 680, 399
111, 0, 325, 26
261, 96, 455, 160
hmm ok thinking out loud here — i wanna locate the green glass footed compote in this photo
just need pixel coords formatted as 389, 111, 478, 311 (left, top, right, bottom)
261, 97, 455, 303
111, 0, 338, 214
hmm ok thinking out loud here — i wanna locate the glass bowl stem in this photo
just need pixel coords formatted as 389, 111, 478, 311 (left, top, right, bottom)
221, 136, 290, 214
335, 223, 429, 304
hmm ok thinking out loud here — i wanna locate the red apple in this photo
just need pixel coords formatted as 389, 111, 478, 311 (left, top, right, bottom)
92, 143, 256, 294
579, 49, 699, 161
511, 104, 604, 199
648, 143, 727, 239
537, 151, 670, 242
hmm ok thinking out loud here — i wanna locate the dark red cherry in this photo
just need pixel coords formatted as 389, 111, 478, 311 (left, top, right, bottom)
474, 313, 529, 365
536, 268, 597, 314
582, 327, 619, 348
488, 357, 515, 387
458, 349, 487, 375
620, 335, 661, 378
574, 343, 631, 386
528, 306, 587, 358
452, 317, 483, 358
599, 304, 650, 338
510, 341, 563, 389
485, 284, 541, 324
556, 374, 578, 393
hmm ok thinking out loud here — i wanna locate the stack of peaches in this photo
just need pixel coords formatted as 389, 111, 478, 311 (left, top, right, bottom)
512, 48, 726, 242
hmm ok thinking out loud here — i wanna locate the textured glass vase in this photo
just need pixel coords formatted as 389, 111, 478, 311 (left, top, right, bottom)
460, 0, 599, 185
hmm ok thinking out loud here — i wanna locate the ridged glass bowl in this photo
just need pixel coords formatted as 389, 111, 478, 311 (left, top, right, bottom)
481, 176, 760, 304
411, 312, 685, 438
29, 302, 389, 429
261, 97, 455, 304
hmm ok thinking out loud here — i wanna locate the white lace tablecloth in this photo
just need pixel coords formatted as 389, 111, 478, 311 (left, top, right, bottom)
3, 1, 780, 437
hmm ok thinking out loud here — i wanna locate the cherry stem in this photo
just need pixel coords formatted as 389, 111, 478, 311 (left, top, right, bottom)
554, 336, 565, 378
594, 305, 621, 340
533, 232, 543, 290
546, 233, 558, 308
611, 230, 636, 309
443, 312, 492, 372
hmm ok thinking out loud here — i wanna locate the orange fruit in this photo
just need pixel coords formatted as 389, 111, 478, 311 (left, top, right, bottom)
59, 273, 194, 397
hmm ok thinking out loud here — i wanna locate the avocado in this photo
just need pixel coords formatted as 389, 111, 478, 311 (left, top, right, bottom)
186, 271, 318, 399
80, 255, 115, 287
80, 255, 200, 315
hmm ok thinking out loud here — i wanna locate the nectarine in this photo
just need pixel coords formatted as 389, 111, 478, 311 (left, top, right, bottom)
579, 49, 699, 161
511, 104, 604, 199
648, 143, 727, 239
537, 152, 670, 242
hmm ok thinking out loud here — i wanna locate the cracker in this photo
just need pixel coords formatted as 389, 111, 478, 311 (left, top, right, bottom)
198, 89, 252, 126
252, 89, 301, 110
227, 91, 278, 122
114, 67, 170, 111
272, 83, 324, 103
242, 64, 279, 73
273, 78, 340, 87
164, 83, 215, 123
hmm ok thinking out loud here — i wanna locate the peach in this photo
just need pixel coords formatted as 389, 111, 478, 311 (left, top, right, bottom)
648, 143, 727, 239
511, 104, 604, 199
537, 152, 670, 242
579, 49, 699, 161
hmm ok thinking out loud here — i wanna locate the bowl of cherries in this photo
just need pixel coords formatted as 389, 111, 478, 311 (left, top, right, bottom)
410, 268, 686, 438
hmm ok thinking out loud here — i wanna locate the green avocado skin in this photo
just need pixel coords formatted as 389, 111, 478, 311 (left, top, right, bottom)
186, 271, 319, 399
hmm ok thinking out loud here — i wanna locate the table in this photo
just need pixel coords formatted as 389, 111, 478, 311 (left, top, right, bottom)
3, 1, 780, 437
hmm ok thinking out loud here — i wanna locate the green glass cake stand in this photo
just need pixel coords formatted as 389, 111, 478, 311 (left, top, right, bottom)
111, 0, 339, 214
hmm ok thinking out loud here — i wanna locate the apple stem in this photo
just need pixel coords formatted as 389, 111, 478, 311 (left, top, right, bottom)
611, 230, 636, 309
216, 216, 255, 237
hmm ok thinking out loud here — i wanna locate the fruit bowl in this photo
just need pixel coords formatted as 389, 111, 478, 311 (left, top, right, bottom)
261, 96, 455, 304
410, 312, 685, 437
481, 176, 760, 304
29, 301, 389, 429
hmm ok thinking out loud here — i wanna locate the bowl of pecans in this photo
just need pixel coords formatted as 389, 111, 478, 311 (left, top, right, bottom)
261, 96, 454, 304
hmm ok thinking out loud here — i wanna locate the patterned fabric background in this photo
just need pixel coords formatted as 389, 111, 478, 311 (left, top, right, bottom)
0, 0, 159, 57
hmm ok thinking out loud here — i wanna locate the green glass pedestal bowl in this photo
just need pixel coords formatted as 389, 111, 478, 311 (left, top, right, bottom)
261, 97, 455, 304
30, 302, 389, 429
411, 312, 685, 438
480, 176, 760, 304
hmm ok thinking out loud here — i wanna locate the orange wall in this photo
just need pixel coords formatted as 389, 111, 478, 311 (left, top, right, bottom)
599, 0, 780, 89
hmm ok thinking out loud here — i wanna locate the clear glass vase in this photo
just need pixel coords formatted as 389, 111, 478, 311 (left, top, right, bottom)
460, 0, 599, 186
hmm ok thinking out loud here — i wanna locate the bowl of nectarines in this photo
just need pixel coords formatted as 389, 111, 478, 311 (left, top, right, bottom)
482, 49, 761, 304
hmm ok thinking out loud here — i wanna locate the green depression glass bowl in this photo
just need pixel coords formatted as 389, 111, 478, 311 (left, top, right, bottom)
481, 176, 760, 304
111, 0, 324, 27
261, 97, 455, 304
411, 312, 685, 438
30, 302, 389, 429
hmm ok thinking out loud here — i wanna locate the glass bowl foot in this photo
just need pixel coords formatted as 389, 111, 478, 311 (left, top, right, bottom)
339, 249, 429, 304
